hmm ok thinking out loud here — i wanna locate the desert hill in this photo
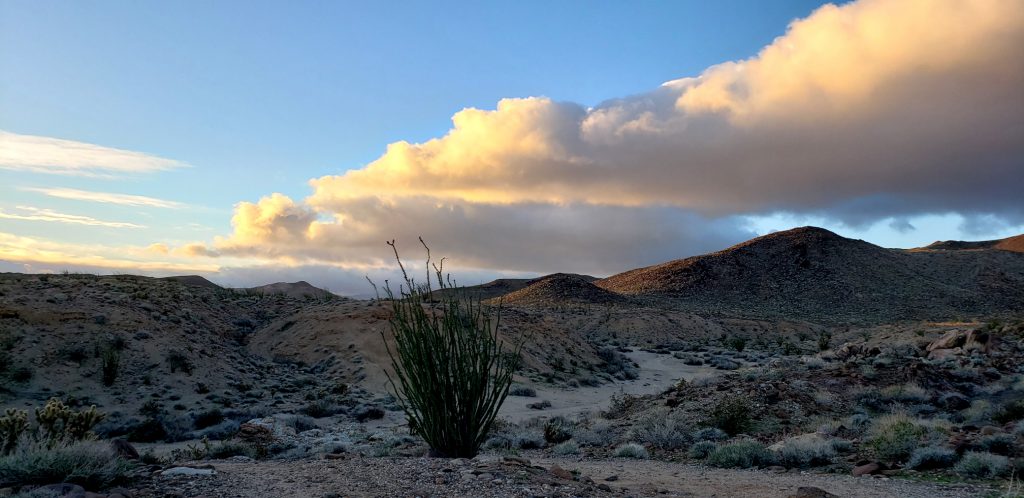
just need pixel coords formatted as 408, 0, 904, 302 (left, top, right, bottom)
245, 280, 335, 299
162, 275, 221, 289
495, 273, 627, 307
595, 226, 1024, 323
922, 233, 1024, 253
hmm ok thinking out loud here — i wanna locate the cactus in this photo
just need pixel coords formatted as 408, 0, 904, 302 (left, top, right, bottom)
1, 408, 29, 456
381, 239, 523, 458
34, 398, 105, 449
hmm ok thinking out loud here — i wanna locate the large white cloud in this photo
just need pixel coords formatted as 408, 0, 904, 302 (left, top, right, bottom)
198, 0, 1024, 276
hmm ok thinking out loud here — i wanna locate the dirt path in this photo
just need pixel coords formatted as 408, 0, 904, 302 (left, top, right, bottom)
533, 456, 993, 498
153, 455, 995, 498
499, 350, 719, 422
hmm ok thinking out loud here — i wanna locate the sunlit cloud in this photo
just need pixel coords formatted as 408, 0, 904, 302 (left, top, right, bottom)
0, 130, 186, 177
197, 0, 1024, 276
22, 187, 187, 209
0, 232, 220, 273
0, 206, 145, 228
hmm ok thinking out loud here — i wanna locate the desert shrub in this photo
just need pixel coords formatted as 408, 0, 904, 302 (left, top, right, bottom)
543, 417, 573, 444
962, 400, 995, 424
688, 441, 716, 459
597, 347, 638, 380
382, 243, 522, 458
355, 406, 385, 422
207, 441, 257, 460
725, 336, 747, 352
692, 427, 728, 442
977, 434, 1015, 455
0, 442, 135, 489
0, 410, 29, 456
880, 383, 930, 404
301, 400, 343, 419
508, 385, 537, 397
775, 437, 837, 468
280, 415, 317, 433
866, 413, 927, 462
10, 366, 32, 383
993, 400, 1024, 424
629, 408, 690, 450
100, 348, 119, 387
573, 420, 616, 447
166, 350, 193, 375
552, 441, 580, 455
707, 440, 775, 469
613, 442, 648, 459
192, 409, 225, 430
906, 446, 958, 470
195, 420, 239, 440
709, 397, 753, 435
954, 451, 1010, 479
603, 392, 640, 419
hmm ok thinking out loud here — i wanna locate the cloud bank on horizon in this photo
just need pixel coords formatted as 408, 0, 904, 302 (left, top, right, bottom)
209, 0, 1024, 273
1, 0, 1023, 291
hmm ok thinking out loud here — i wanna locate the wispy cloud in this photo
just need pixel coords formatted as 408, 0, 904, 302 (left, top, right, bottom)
0, 232, 219, 272
0, 130, 186, 177
0, 206, 145, 228
22, 187, 186, 209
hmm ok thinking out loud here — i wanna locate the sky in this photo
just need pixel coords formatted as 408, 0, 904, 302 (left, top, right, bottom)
1, 0, 1022, 295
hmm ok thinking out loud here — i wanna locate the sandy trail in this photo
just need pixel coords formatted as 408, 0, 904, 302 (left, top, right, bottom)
499, 350, 719, 422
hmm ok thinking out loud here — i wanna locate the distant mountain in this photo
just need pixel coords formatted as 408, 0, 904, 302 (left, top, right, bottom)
494, 273, 623, 307
246, 281, 334, 299
431, 278, 535, 301
922, 234, 1024, 253
162, 275, 221, 289
593, 226, 1024, 323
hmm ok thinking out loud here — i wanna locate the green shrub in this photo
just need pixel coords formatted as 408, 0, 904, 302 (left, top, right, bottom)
101, 349, 119, 387
166, 350, 193, 375
707, 440, 775, 468
543, 417, 573, 444
692, 427, 728, 442
688, 441, 716, 459
993, 400, 1024, 424
0, 442, 135, 489
954, 451, 1009, 479
977, 434, 1014, 455
709, 397, 753, 435
630, 408, 690, 450
10, 366, 32, 383
552, 441, 580, 455
866, 414, 927, 462
0, 410, 29, 456
775, 437, 837, 468
906, 446, 958, 470
192, 409, 225, 430
509, 385, 536, 397
381, 242, 523, 458
613, 442, 648, 459
301, 400, 343, 419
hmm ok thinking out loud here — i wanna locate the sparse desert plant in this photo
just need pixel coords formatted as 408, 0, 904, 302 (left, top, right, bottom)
1, 409, 29, 456
543, 417, 573, 444
0, 442, 135, 489
906, 446, 958, 470
866, 413, 927, 462
613, 442, 648, 459
706, 440, 775, 469
603, 391, 640, 419
381, 240, 523, 458
166, 350, 193, 375
573, 420, 616, 447
962, 400, 995, 424
955, 451, 1010, 479
552, 441, 580, 455
301, 399, 343, 419
994, 400, 1024, 425
688, 440, 716, 459
978, 433, 1015, 455
880, 383, 930, 404
775, 437, 837, 468
101, 348, 119, 387
192, 409, 225, 430
629, 408, 690, 450
508, 385, 537, 397
709, 397, 753, 435
692, 427, 728, 442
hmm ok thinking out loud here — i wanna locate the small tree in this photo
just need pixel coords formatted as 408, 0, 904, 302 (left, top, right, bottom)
381, 239, 522, 458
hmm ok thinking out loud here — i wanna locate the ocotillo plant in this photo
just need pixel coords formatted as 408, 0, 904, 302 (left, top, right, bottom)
381, 238, 522, 458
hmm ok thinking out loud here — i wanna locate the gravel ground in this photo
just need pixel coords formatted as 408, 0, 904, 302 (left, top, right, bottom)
142, 455, 998, 498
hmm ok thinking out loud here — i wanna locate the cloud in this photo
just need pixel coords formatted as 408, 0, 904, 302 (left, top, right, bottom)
0, 206, 145, 228
0, 232, 219, 273
0, 130, 186, 177
23, 187, 186, 209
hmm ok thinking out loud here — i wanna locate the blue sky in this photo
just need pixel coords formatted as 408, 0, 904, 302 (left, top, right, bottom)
1, 0, 1022, 292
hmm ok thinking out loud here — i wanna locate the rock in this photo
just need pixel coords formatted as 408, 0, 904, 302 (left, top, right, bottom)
36, 483, 85, 498
107, 488, 134, 498
928, 347, 963, 360
162, 466, 216, 476
549, 465, 573, 480
980, 425, 1001, 436
111, 438, 139, 460
964, 329, 992, 353
597, 483, 613, 491
788, 487, 838, 498
324, 453, 346, 460
604, 475, 619, 482
852, 461, 885, 477
927, 330, 966, 351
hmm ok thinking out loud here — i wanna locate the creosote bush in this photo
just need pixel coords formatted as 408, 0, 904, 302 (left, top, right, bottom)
954, 451, 1009, 479
709, 397, 753, 435
906, 446, 958, 470
707, 440, 775, 469
866, 413, 928, 462
382, 239, 523, 458
630, 408, 690, 450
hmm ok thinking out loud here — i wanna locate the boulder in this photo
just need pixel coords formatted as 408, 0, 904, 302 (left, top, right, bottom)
852, 461, 886, 477
927, 330, 966, 351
